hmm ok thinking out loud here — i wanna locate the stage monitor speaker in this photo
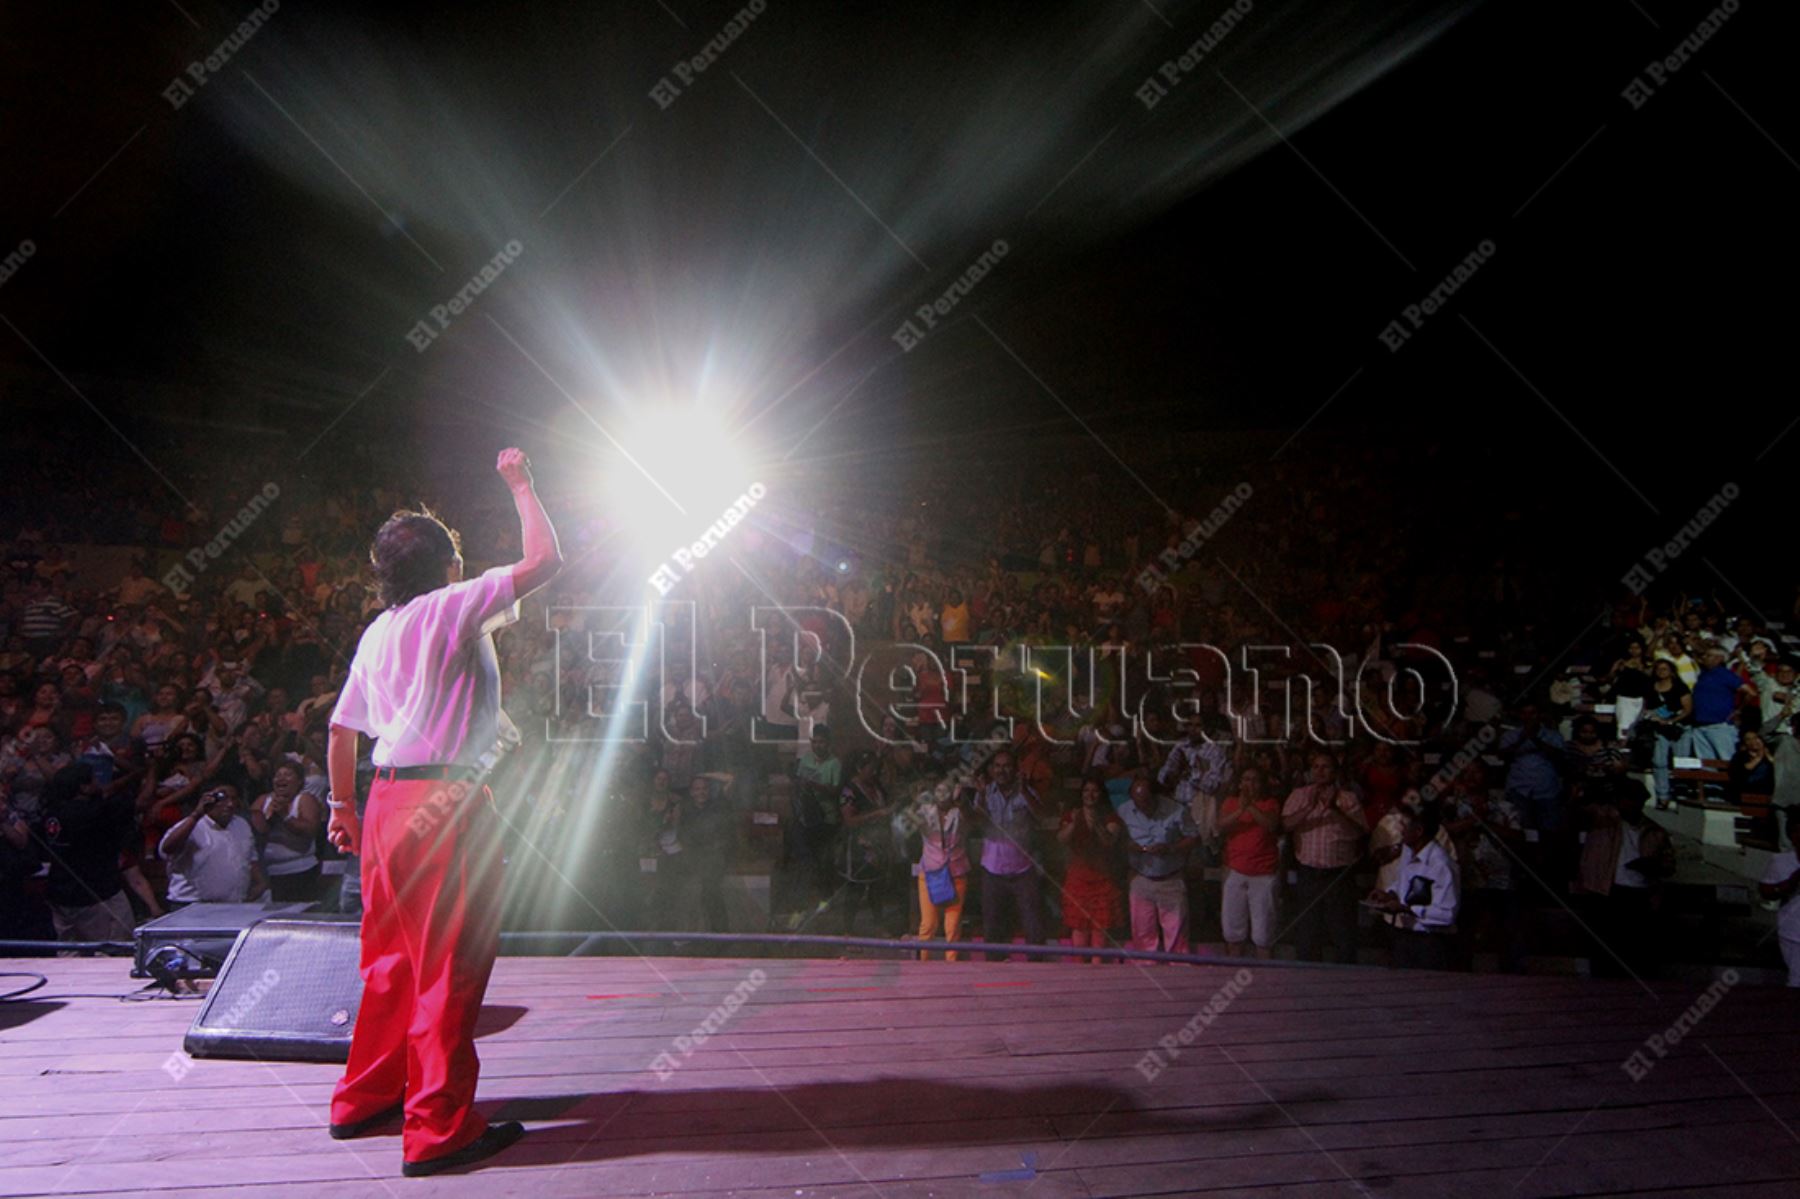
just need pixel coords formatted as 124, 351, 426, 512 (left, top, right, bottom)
133, 901, 318, 979
184, 917, 363, 1063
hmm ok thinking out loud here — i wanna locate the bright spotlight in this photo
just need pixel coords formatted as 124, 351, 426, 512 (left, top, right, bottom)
597, 403, 759, 580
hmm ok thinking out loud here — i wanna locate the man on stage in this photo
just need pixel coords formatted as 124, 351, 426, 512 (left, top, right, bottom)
324, 448, 561, 1176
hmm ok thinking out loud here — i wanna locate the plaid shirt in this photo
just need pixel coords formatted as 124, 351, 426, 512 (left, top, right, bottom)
1159, 739, 1232, 799
1280, 783, 1367, 868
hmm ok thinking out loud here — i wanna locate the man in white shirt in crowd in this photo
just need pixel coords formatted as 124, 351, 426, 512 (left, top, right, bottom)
159, 783, 265, 907
970, 748, 1058, 961
1753, 657, 1799, 738
1367, 803, 1459, 970
1759, 809, 1800, 987
1119, 772, 1202, 957
323, 448, 560, 1177
204, 660, 265, 733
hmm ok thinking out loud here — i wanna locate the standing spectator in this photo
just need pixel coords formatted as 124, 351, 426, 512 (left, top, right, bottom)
836, 751, 897, 936
1643, 659, 1692, 808
648, 773, 689, 929
223, 563, 271, 608
33, 543, 74, 586
915, 781, 973, 960
683, 774, 735, 934
37, 763, 137, 947
1118, 773, 1201, 958
1356, 742, 1409, 830
970, 748, 1055, 961
1158, 716, 1231, 844
1758, 809, 1800, 988
1567, 716, 1628, 806
940, 589, 970, 646
1497, 702, 1567, 835
204, 660, 265, 733
1217, 765, 1281, 959
49, 636, 102, 685
659, 703, 704, 792
788, 726, 843, 919
909, 649, 949, 744
55, 664, 99, 740
1057, 778, 1123, 963
1366, 804, 1460, 970
1605, 638, 1652, 740
17, 683, 67, 741
251, 762, 324, 902
0, 790, 53, 943
1, 726, 71, 822
1281, 751, 1368, 964
1443, 766, 1526, 972
112, 560, 167, 608
18, 583, 77, 658
1655, 633, 1698, 686
906, 592, 935, 641
161, 783, 266, 907
1676, 645, 1747, 766
1574, 781, 1673, 979
1753, 657, 1799, 738
131, 683, 191, 755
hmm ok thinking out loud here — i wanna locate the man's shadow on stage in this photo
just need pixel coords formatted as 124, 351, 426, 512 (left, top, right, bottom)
472, 1076, 1332, 1167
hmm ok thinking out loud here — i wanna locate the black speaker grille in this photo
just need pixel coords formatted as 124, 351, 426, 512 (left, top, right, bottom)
185, 918, 363, 1063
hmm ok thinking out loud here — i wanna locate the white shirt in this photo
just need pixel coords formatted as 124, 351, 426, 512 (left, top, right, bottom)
1394, 840, 1459, 931
331, 566, 520, 767
1760, 850, 1800, 944
162, 815, 258, 903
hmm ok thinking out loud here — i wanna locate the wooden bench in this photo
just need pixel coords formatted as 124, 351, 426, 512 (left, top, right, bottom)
1670, 757, 1731, 808
1734, 791, 1778, 850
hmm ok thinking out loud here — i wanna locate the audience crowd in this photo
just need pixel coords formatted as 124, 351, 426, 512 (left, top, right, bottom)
3, 430, 1797, 984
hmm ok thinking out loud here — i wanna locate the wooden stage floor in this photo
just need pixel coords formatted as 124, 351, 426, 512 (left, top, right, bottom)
1, 954, 1797, 1197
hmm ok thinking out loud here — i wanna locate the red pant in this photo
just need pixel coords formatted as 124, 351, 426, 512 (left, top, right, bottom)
331, 778, 504, 1164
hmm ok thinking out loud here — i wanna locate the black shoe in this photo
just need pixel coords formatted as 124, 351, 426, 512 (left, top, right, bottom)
401, 1121, 525, 1177
328, 1101, 404, 1140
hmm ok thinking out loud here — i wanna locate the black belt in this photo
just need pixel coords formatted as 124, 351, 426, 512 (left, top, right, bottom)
374, 764, 483, 782
1134, 870, 1182, 882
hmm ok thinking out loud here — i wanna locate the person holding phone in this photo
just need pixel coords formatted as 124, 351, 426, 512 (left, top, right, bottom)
159, 783, 264, 908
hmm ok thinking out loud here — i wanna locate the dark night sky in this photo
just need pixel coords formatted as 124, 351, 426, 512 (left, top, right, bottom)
3, 0, 1794, 521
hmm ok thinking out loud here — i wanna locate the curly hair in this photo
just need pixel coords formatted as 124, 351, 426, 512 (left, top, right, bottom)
370, 509, 462, 608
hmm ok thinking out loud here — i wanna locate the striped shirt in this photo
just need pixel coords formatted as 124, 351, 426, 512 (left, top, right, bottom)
1280, 783, 1368, 868
19, 596, 76, 641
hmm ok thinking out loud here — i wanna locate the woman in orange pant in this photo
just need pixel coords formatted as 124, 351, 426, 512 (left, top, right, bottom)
914, 781, 971, 960
324, 448, 561, 1178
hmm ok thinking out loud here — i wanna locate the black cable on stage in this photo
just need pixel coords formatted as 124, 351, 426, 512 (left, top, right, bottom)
0, 972, 47, 1002
0, 971, 193, 1002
